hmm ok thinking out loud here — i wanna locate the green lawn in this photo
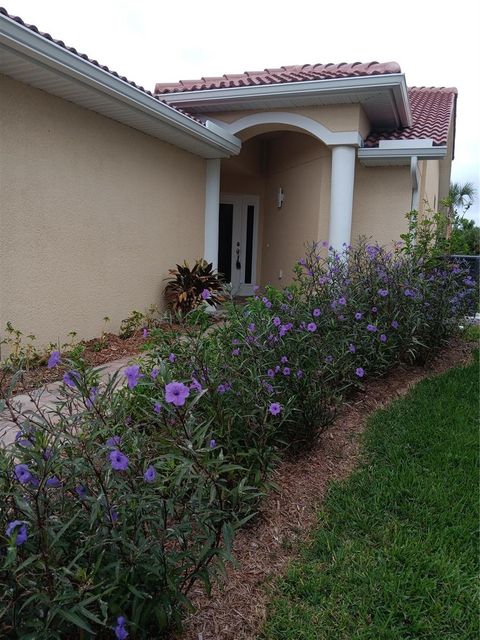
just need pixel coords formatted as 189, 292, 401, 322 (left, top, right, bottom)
262, 352, 479, 640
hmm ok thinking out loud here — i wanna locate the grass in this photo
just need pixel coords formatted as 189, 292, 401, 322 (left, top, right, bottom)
262, 352, 479, 640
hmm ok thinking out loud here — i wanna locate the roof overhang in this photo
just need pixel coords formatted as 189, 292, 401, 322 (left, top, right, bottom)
358, 139, 448, 166
0, 13, 241, 158
160, 74, 412, 131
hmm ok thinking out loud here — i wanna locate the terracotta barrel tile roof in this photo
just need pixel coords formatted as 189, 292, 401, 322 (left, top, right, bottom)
154, 61, 402, 94
365, 87, 457, 147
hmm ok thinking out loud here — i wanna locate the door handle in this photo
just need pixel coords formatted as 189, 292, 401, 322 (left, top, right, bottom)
236, 244, 241, 270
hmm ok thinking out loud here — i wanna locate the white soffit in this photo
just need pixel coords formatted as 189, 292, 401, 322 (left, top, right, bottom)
358, 144, 447, 166
0, 14, 241, 158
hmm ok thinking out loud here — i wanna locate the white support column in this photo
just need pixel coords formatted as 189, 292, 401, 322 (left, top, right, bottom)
204, 158, 221, 268
328, 145, 356, 251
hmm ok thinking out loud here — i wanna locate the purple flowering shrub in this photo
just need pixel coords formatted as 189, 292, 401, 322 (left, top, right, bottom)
0, 361, 251, 638
1, 238, 473, 638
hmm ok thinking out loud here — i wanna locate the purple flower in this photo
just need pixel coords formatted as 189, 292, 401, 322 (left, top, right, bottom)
338, 297, 347, 306
144, 466, 156, 483
380, 334, 387, 343
262, 297, 272, 308
153, 401, 162, 414
201, 288, 211, 300
217, 384, 226, 394
42, 448, 53, 461
168, 353, 176, 363
5, 520, 28, 546
356, 367, 365, 378
298, 258, 306, 266
190, 377, 203, 392
151, 366, 160, 380
391, 320, 399, 329
267, 369, 275, 378
109, 450, 129, 471
307, 322, 317, 332
46, 476, 62, 488
269, 402, 282, 416
110, 509, 119, 523
404, 288, 414, 297
312, 308, 321, 317
209, 439, 217, 448
114, 616, 128, 640
124, 365, 143, 390
75, 484, 87, 499
248, 323, 256, 333
232, 338, 240, 345
296, 369, 303, 379
354, 312, 363, 321
272, 316, 281, 327
378, 289, 389, 297
106, 435, 122, 448
283, 367, 291, 376
325, 355, 333, 364
367, 324, 377, 332
281, 356, 288, 364
165, 381, 190, 406
63, 370, 80, 388
232, 348, 240, 356
142, 327, 149, 338
47, 350, 61, 369
349, 343, 356, 353
279, 324, 290, 337
371, 306, 378, 313
14, 464, 32, 485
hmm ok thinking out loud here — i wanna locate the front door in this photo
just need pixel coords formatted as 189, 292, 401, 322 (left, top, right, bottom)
218, 194, 258, 296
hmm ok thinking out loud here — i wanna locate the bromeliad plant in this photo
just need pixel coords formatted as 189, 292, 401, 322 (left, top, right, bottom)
163, 259, 225, 315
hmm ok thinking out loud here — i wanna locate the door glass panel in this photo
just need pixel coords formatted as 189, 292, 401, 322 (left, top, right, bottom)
244, 205, 255, 284
218, 203, 233, 282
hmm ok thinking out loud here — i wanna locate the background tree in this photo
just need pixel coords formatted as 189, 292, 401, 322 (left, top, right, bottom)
442, 181, 477, 240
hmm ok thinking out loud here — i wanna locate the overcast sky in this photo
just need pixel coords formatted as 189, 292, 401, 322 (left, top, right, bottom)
5, 0, 480, 221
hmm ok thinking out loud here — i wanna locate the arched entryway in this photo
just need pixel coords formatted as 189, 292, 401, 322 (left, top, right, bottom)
203, 112, 359, 289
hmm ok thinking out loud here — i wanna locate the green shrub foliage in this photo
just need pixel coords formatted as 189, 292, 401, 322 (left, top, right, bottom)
0, 239, 475, 638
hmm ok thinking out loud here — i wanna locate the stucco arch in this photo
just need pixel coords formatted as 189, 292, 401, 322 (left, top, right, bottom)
222, 111, 361, 147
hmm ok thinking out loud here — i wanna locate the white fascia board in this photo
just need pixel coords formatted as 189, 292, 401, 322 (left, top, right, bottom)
0, 14, 241, 157
161, 74, 412, 127
379, 139, 433, 149
358, 145, 447, 166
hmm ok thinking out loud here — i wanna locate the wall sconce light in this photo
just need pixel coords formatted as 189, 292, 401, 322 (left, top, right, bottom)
277, 187, 285, 209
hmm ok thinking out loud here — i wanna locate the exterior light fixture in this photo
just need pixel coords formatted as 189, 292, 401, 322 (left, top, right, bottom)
277, 187, 284, 209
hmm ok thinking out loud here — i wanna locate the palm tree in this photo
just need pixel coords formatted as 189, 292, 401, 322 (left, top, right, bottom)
443, 182, 477, 238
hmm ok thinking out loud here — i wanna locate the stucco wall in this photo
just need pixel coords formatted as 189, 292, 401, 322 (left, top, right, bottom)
209, 104, 369, 137
262, 132, 329, 285
352, 163, 412, 245
0, 74, 206, 351
419, 160, 440, 214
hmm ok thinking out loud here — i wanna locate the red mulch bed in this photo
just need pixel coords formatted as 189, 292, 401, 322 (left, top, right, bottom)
176, 339, 475, 640
0, 330, 163, 396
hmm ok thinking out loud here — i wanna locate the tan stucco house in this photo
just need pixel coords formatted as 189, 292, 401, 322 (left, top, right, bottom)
0, 9, 457, 347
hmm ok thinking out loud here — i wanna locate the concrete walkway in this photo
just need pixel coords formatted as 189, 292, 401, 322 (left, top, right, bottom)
0, 355, 135, 447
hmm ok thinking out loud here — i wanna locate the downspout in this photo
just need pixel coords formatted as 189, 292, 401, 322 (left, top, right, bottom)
410, 156, 419, 210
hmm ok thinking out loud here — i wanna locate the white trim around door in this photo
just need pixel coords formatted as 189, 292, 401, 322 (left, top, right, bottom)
218, 193, 259, 297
